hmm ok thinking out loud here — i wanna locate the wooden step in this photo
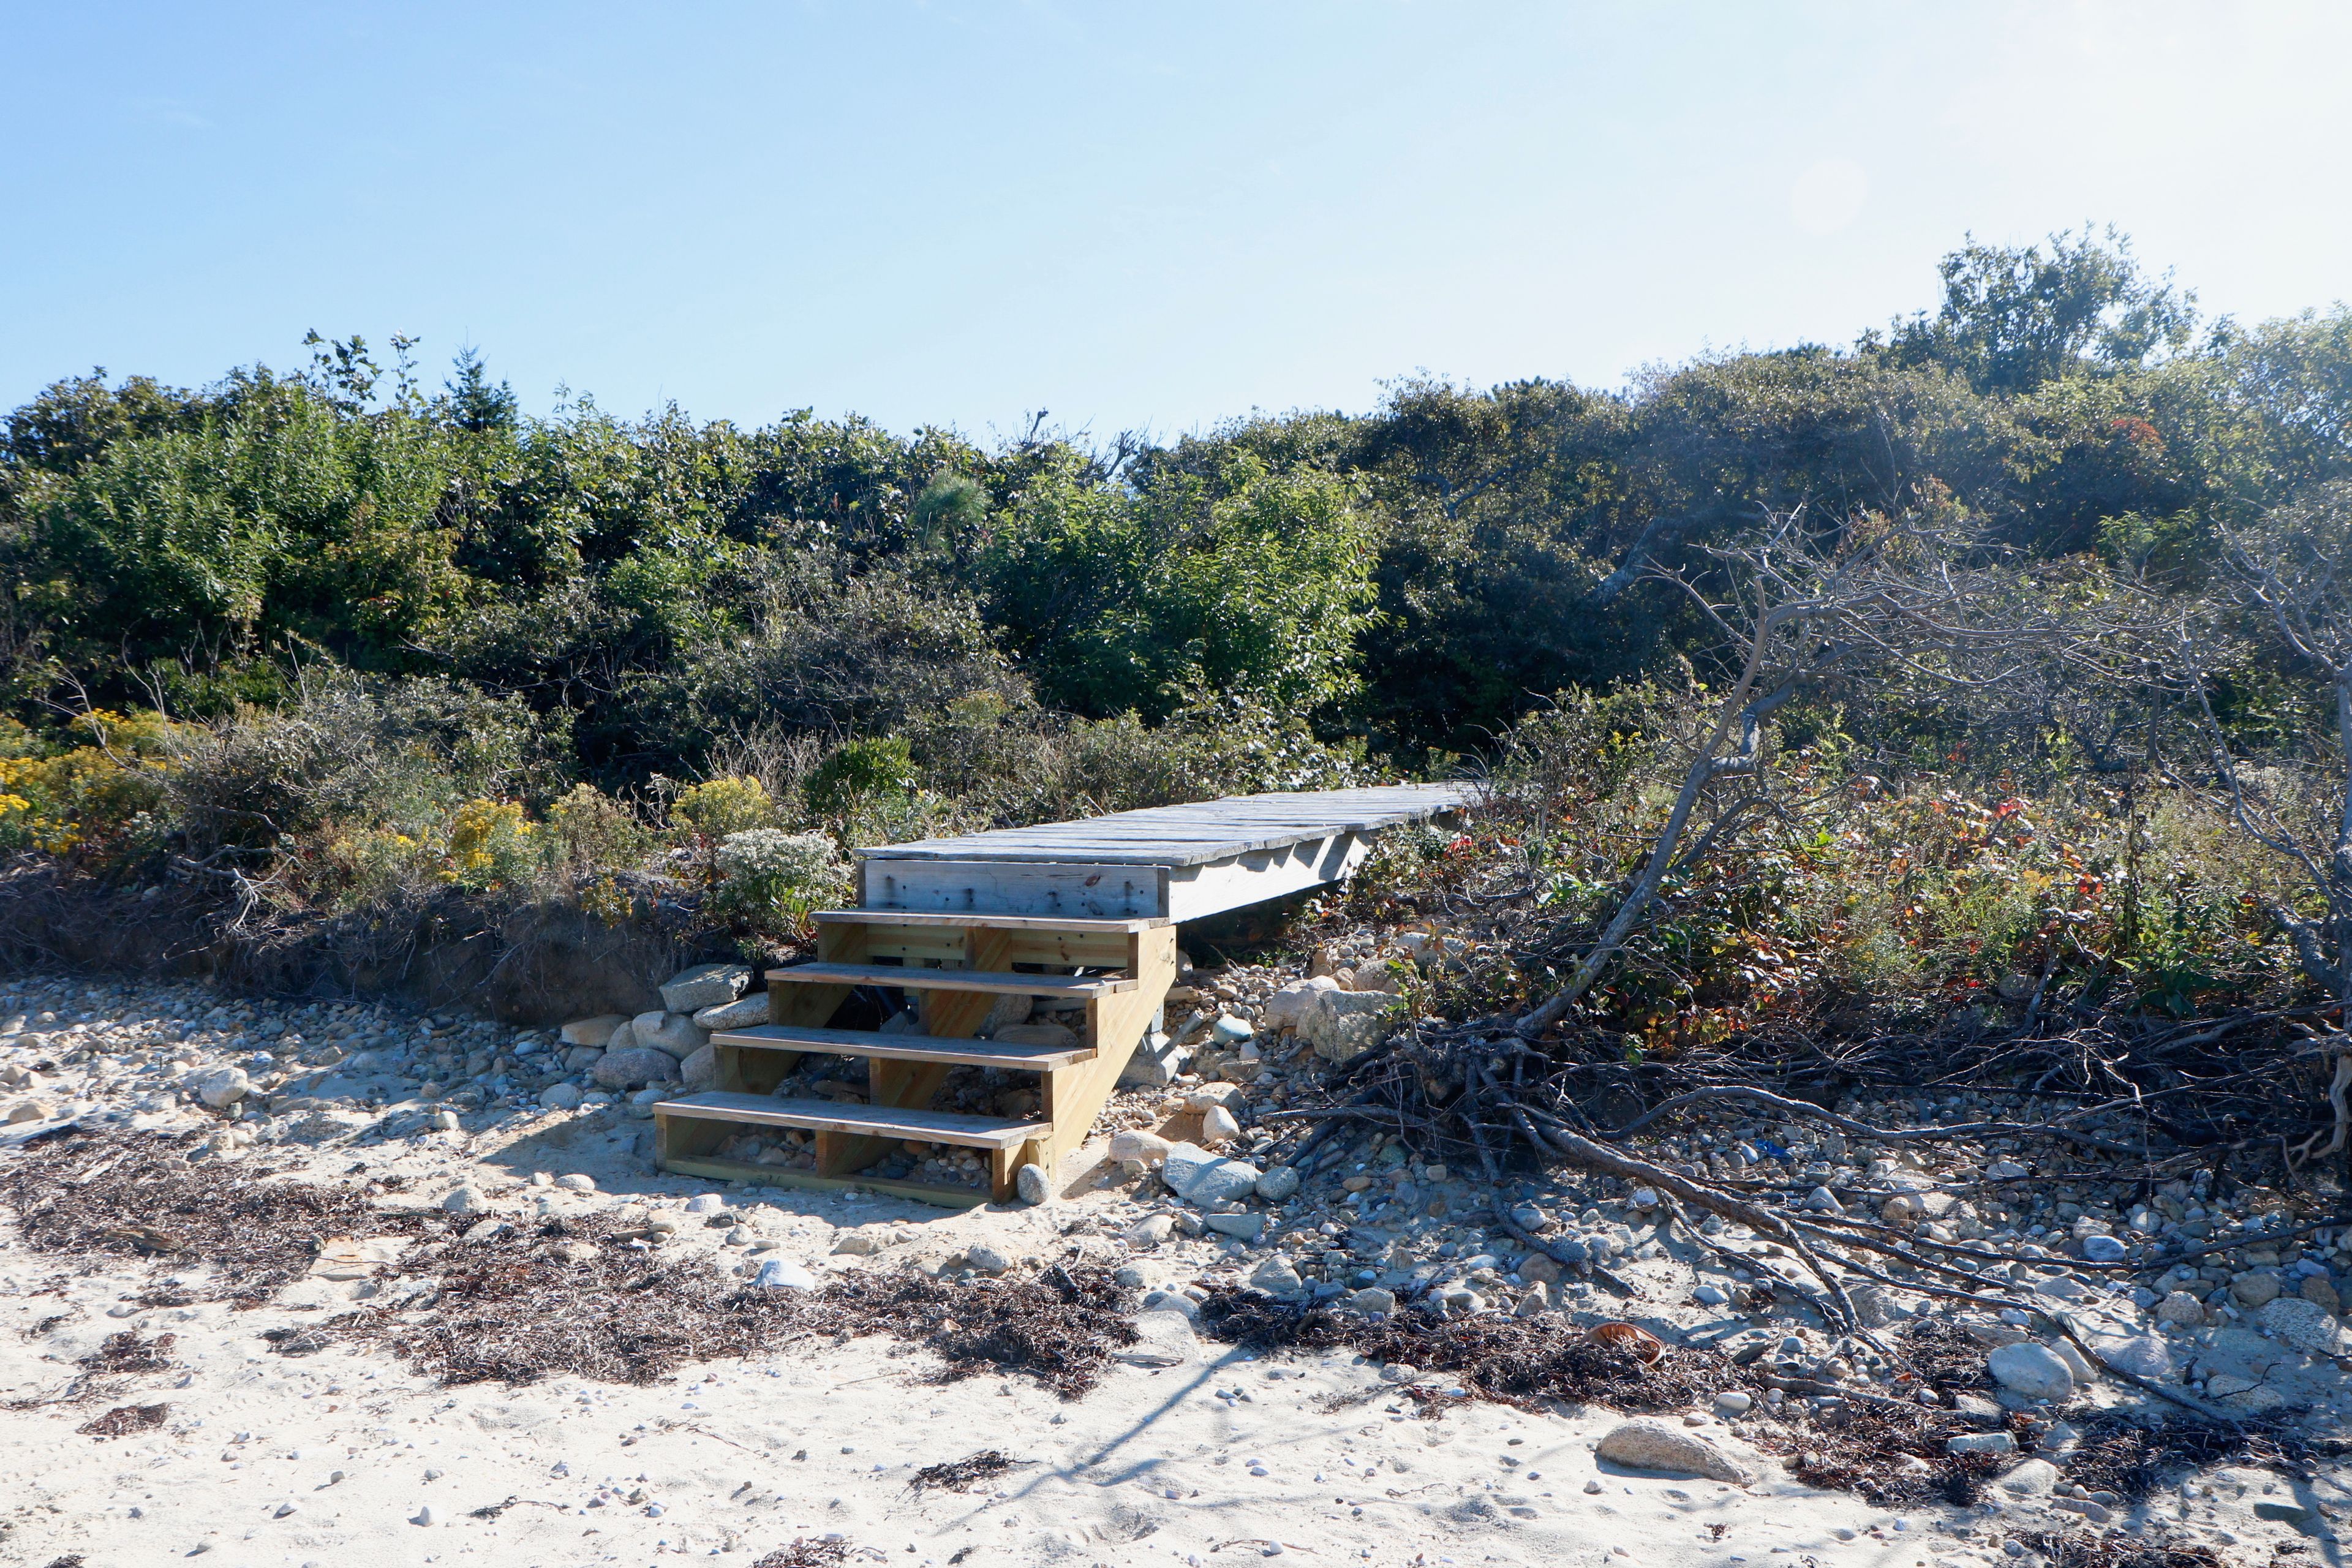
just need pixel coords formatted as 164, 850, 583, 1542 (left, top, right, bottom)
814, 910, 1168, 933
710, 1023, 1093, 1071
653, 1091, 1048, 1150
766, 962, 1134, 997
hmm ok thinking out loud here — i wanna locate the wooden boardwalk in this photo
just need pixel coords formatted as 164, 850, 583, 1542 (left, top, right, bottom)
858, 783, 1468, 921
652, 782, 1468, 1206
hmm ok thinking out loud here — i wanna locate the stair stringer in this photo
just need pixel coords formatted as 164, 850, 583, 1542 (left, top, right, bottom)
1030, 925, 1176, 1182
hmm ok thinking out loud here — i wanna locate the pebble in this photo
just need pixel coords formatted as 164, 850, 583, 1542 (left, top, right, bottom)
2081, 1234, 2128, 1262
964, 1243, 1012, 1275
556, 1174, 596, 1192
1947, 1432, 2017, 1455
442, 1186, 489, 1215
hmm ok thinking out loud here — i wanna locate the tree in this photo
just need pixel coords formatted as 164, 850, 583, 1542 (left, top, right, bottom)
1887, 226, 2198, 394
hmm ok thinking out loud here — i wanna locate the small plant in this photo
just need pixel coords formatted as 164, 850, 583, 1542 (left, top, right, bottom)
442, 799, 537, 891
670, 775, 778, 838
802, 736, 916, 821
709, 827, 849, 934
545, 783, 651, 872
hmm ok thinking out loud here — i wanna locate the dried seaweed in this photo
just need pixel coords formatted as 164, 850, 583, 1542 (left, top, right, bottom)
0, 1129, 426, 1304
2062, 1414, 2305, 1503
2005, 1527, 2225, 1568
77, 1403, 168, 1438
78, 1331, 175, 1373
1195, 1287, 1725, 1411
908, 1451, 1019, 1493
333, 1213, 1138, 1396
751, 1540, 851, 1568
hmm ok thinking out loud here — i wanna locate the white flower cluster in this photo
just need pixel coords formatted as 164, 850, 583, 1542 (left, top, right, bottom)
712, 829, 848, 929
714, 827, 843, 886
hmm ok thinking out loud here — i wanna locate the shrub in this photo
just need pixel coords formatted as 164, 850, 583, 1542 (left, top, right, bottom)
543, 783, 652, 873
709, 827, 849, 933
802, 736, 916, 821
669, 775, 778, 838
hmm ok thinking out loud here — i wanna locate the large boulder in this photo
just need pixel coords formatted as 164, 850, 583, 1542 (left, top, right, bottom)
1298, 989, 1403, 1063
1161, 1142, 1262, 1205
678, 1044, 720, 1093
631, 1010, 708, 1060
660, 963, 750, 1015
1596, 1419, 1752, 1483
2260, 1297, 2350, 1359
593, 1046, 680, 1091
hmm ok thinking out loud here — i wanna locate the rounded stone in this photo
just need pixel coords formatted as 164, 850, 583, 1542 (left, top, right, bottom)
1986, 1341, 2075, 1401
1015, 1163, 1051, 1205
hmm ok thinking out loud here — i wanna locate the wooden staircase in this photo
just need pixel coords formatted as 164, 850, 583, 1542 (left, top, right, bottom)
652, 910, 1177, 1207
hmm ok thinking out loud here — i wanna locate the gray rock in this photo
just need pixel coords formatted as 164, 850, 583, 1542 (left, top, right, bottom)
1261, 977, 1340, 1030
690, 995, 771, 1031
660, 963, 750, 1015
1803, 1186, 1842, 1214
963, 1243, 1012, 1275
677, 1044, 719, 1093
1161, 1142, 1264, 1206
1139, 1288, 1199, 1320
1987, 1341, 2076, 1401
442, 1186, 489, 1215
1349, 1287, 1396, 1315
2258, 1296, 2349, 1358
1378, 1362, 1420, 1384
1250, 1257, 1305, 1297
2081, 1234, 2128, 1263
191, 1065, 249, 1107
978, 992, 1032, 1036
1016, 1163, 1051, 1205
1124, 1213, 1175, 1249
2092, 1334, 2175, 1381
592, 1046, 680, 1091
2231, 1270, 2285, 1308
1946, 1432, 2017, 1455
1254, 1166, 1301, 1202
1205, 1212, 1265, 1242
1109, 1129, 1173, 1166
603, 1019, 638, 1052
831, 1231, 883, 1256
1997, 1458, 2060, 1496
560, 1014, 629, 1047
1594, 1419, 1752, 1483
1297, 988, 1401, 1063
632, 1011, 708, 1060
1200, 1105, 1242, 1145
1714, 1390, 1752, 1415
2155, 1290, 2207, 1327
1114, 1309, 1197, 1366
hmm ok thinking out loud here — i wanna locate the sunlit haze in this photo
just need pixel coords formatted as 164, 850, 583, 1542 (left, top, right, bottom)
6, 2, 2348, 437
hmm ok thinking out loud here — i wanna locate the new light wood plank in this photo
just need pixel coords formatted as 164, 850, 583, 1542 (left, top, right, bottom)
710, 1024, 1094, 1070
812, 910, 1169, 932
653, 1091, 1046, 1148
766, 962, 1135, 997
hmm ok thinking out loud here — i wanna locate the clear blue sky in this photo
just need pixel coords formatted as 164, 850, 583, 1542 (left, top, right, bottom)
5, 2, 2348, 443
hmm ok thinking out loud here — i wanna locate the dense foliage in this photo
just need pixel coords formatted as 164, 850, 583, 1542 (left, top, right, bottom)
5, 230, 2352, 1013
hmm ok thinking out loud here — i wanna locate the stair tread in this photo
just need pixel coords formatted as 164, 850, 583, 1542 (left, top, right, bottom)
712, 1023, 1093, 1069
767, 962, 1133, 996
815, 910, 1167, 933
653, 1091, 1047, 1148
